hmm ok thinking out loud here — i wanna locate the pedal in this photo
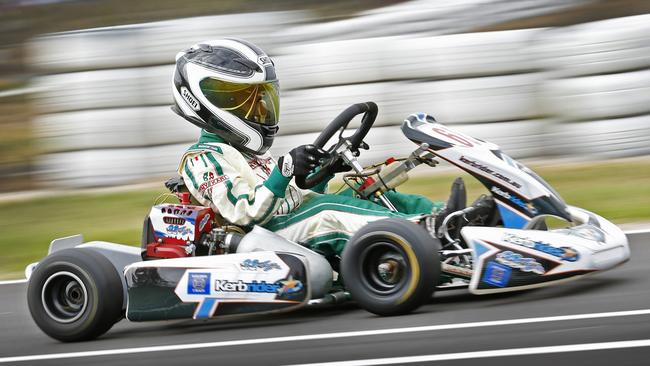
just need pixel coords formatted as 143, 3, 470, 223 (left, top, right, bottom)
434, 177, 467, 235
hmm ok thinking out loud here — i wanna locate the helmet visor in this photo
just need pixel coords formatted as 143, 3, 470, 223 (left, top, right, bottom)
199, 78, 280, 126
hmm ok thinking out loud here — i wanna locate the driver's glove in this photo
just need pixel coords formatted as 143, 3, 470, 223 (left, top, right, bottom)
277, 144, 328, 178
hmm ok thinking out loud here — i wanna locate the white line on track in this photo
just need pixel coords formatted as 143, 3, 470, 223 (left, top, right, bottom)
2, 309, 650, 363
286, 339, 650, 366
0, 279, 26, 285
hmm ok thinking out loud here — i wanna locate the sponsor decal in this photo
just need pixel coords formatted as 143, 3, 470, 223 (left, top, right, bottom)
280, 154, 294, 178
199, 214, 211, 231
172, 265, 307, 320
166, 224, 193, 237
248, 157, 273, 174
459, 156, 522, 189
214, 277, 303, 295
258, 56, 272, 65
214, 280, 280, 293
496, 250, 545, 275
482, 261, 511, 287
502, 233, 579, 262
193, 144, 223, 154
198, 174, 229, 194
491, 186, 537, 215
188, 272, 210, 295
278, 276, 303, 295
203, 171, 215, 181
181, 87, 200, 111
212, 277, 303, 295
239, 259, 282, 272
431, 125, 477, 148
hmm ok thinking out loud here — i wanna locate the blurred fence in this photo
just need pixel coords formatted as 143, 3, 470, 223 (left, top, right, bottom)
29, 7, 650, 187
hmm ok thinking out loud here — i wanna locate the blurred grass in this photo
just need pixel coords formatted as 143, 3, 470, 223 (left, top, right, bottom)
1, 159, 649, 279
0, 189, 167, 279
396, 160, 650, 222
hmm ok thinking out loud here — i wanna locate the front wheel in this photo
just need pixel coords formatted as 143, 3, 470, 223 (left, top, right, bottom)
27, 248, 124, 342
341, 218, 441, 316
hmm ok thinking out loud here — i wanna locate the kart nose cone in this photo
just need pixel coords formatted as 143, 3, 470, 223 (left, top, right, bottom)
565, 206, 631, 270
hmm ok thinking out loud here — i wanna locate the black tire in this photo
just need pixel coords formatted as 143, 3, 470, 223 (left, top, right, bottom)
27, 248, 124, 342
341, 218, 441, 316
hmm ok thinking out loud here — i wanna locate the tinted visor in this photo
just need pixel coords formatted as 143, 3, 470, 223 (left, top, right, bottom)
199, 78, 280, 126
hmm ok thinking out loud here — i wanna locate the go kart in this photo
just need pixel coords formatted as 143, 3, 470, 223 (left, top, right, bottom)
25, 102, 630, 342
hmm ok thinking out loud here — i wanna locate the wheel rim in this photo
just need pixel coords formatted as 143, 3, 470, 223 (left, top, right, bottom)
41, 271, 88, 323
359, 241, 410, 295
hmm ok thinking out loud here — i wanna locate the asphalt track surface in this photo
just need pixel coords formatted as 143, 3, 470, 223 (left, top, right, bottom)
1, 232, 649, 366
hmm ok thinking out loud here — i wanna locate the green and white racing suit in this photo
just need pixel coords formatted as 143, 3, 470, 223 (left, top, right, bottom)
179, 130, 443, 256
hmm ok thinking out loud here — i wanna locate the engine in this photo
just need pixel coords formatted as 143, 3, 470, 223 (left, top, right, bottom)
138, 194, 333, 298
142, 202, 215, 259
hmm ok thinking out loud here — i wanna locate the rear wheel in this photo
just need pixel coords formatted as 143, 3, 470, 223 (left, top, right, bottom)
27, 248, 124, 342
341, 218, 441, 316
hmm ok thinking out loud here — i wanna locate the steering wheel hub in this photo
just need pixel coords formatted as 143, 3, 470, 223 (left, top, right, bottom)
294, 102, 377, 189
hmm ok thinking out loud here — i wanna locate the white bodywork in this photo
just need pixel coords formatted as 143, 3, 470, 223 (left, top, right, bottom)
404, 118, 551, 201
401, 115, 630, 293
461, 203, 630, 295
123, 251, 308, 320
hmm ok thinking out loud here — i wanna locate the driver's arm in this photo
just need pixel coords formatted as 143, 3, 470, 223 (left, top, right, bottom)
181, 151, 290, 227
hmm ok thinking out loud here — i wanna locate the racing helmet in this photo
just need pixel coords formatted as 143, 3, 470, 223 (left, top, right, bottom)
172, 39, 280, 155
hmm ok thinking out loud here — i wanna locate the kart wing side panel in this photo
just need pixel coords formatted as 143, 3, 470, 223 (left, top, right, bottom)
124, 251, 309, 321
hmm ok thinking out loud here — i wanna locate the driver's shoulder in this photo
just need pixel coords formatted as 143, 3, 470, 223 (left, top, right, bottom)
185, 141, 227, 155
178, 142, 244, 173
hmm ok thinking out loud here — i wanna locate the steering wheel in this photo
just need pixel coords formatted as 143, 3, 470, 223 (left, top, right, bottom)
295, 102, 378, 189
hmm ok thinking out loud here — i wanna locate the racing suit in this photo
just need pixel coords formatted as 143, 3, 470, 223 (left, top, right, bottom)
180, 130, 442, 255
